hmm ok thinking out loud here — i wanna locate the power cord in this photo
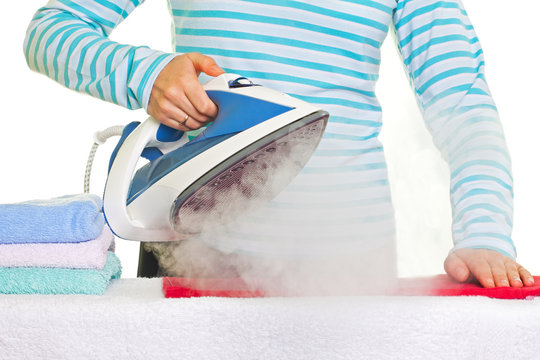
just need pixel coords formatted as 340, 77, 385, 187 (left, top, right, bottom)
84, 125, 125, 193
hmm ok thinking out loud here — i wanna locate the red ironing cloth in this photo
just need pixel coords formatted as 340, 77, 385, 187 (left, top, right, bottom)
395, 275, 540, 299
163, 275, 540, 299
163, 277, 267, 298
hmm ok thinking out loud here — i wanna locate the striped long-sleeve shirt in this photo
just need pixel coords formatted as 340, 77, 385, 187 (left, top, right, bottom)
24, 0, 516, 259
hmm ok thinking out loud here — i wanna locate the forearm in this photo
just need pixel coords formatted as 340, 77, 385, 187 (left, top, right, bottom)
437, 100, 514, 258
23, 0, 177, 110
423, 62, 514, 258
393, 0, 515, 258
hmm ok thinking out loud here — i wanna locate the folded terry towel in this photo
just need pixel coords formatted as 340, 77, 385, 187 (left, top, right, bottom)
0, 252, 121, 295
0, 194, 104, 244
0, 226, 113, 269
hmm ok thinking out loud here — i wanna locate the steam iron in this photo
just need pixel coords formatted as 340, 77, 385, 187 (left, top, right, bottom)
103, 74, 329, 241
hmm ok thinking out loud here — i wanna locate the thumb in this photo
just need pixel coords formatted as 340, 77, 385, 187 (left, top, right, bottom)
444, 252, 470, 283
188, 52, 225, 77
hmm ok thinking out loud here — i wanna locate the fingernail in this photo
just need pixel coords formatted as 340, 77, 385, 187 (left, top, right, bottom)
486, 279, 495, 288
512, 276, 522, 284
456, 267, 467, 279
528, 277, 535, 285
500, 280, 509, 287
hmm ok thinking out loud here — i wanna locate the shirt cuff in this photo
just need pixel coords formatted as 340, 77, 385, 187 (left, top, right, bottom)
450, 236, 517, 260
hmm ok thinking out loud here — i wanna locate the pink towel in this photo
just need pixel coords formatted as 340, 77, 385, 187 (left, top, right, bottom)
0, 226, 113, 269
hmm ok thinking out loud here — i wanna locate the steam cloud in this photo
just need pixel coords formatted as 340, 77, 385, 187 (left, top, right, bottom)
145, 121, 398, 296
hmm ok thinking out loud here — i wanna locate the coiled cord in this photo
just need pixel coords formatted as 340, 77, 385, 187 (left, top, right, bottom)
84, 125, 125, 193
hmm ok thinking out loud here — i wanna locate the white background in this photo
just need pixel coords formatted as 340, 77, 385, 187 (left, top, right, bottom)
1, 1, 538, 278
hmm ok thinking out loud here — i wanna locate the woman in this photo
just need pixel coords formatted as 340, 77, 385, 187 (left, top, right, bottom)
24, 0, 533, 288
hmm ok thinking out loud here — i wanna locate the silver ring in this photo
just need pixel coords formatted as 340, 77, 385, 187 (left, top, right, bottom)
181, 114, 189, 126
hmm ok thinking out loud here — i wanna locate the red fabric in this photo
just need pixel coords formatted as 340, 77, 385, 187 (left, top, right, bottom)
162, 275, 540, 299
163, 277, 266, 298
395, 275, 540, 299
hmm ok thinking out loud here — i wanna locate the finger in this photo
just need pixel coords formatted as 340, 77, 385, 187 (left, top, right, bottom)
167, 82, 217, 121
169, 114, 203, 132
178, 115, 201, 131
517, 265, 535, 287
163, 87, 214, 124
488, 260, 510, 287
159, 117, 186, 131
161, 102, 206, 130
158, 114, 199, 132
188, 52, 225, 77
173, 73, 219, 119
469, 259, 495, 288
185, 84, 219, 119
504, 262, 523, 288
184, 53, 224, 118
444, 252, 470, 283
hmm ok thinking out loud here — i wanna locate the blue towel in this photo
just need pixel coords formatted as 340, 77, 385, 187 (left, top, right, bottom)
0, 252, 122, 295
0, 194, 104, 244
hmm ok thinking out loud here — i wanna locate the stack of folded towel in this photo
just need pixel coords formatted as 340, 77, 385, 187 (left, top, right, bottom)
0, 194, 121, 295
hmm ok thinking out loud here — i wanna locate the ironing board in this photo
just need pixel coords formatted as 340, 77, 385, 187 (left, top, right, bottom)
2, 278, 540, 360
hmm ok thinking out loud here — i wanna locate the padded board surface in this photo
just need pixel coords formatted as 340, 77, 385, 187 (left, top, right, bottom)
163, 275, 540, 299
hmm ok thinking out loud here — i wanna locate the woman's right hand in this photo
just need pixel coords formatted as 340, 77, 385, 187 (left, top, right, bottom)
147, 52, 225, 131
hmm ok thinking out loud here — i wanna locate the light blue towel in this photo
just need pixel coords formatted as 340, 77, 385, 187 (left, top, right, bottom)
0, 194, 104, 244
0, 252, 121, 295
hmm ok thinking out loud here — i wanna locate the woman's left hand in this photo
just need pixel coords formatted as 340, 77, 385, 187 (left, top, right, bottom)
444, 248, 535, 288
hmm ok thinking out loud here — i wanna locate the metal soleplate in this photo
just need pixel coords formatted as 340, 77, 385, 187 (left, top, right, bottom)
170, 110, 328, 236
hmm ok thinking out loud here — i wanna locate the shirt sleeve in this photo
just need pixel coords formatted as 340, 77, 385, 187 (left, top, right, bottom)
392, 0, 516, 258
23, 0, 178, 111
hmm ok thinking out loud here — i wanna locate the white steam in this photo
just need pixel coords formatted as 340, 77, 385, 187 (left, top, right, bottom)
145, 120, 398, 296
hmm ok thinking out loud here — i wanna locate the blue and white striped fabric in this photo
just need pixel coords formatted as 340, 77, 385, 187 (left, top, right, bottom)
24, 0, 516, 259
